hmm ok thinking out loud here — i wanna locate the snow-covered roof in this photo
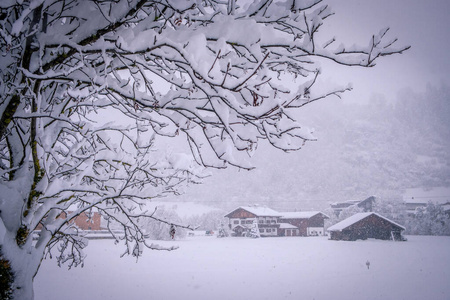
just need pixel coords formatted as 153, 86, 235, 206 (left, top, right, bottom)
279, 223, 298, 229
225, 206, 282, 217
280, 211, 329, 219
330, 197, 375, 208
327, 212, 405, 232
442, 204, 450, 212
403, 187, 450, 205
330, 200, 360, 206
240, 206, 282, 217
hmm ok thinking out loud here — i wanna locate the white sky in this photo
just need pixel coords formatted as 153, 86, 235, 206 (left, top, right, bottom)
322, 0, 450, 103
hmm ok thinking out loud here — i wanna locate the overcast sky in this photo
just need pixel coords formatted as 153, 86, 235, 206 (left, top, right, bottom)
166, 0, 450, 210
322, 0, 450, 103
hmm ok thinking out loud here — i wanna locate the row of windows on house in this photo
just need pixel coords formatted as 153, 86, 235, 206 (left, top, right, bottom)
233, 219, 277, 225
259, 228, 277, 233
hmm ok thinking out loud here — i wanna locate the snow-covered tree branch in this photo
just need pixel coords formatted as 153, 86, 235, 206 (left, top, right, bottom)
0, 0, 408, 299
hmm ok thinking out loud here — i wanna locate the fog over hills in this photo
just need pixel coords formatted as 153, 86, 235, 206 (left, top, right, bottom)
168, 85, 450, 211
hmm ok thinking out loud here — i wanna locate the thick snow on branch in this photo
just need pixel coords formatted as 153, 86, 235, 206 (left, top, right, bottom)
0, 1, 409, 298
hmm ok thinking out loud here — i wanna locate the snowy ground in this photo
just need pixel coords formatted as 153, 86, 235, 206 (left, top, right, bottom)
34, 235, 450, 300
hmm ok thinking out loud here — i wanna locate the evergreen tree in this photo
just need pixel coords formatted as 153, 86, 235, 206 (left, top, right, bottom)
246, 219, 260, 238
217, 223, 229, 238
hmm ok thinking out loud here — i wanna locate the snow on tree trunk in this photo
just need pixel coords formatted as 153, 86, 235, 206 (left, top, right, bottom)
1, 234, 43, 300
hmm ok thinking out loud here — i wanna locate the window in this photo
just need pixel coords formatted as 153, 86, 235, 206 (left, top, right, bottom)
259, 219, 264, 224
266, 220, 271, 224
271, 220, 276, 224
233, 220, 239, 224
259, 229, 264, 233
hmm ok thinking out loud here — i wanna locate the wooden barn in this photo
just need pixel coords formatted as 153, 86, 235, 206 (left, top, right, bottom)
279, 211, 329, 236
327, 212, 405, 241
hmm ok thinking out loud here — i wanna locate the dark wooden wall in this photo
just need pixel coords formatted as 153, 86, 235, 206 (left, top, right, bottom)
225, 208, 257, 219
279, 214, 327, 236
330, 214, 403, 241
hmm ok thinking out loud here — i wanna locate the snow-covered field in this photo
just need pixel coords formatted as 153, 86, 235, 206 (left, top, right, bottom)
34, 235, 450, 300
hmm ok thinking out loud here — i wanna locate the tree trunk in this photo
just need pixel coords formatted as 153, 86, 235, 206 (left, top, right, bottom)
1, 202, 47, 300
1, 235, 41, 300
9, 263, 35, 300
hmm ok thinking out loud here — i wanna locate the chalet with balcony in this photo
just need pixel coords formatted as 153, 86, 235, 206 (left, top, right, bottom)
279, 211, 329, 236
224, 206, 281, 237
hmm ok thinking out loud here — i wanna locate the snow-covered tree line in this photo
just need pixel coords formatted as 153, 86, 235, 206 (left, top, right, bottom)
0, 0, 408, 299
406, 203, 450, 236
140, 206, 187, 240
184, 210, 226, 231
380, 198, 450, 236
139, 208, 226, 239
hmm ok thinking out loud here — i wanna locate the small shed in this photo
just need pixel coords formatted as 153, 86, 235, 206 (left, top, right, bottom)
327, 212, 405, 241
278, 223, 300, 236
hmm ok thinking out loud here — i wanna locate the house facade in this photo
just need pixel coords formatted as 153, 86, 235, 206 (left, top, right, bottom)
327, 212, 405, 241
72, 211, 102, 230
35, 211, 102, 231
224, 206, 281, 237
278, 211, 329, 236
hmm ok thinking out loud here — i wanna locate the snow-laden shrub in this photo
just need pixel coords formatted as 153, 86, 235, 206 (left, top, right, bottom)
407, 202, 450, 236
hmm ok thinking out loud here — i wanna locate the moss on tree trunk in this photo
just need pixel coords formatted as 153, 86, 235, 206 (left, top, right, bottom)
0, 246, 14, 300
